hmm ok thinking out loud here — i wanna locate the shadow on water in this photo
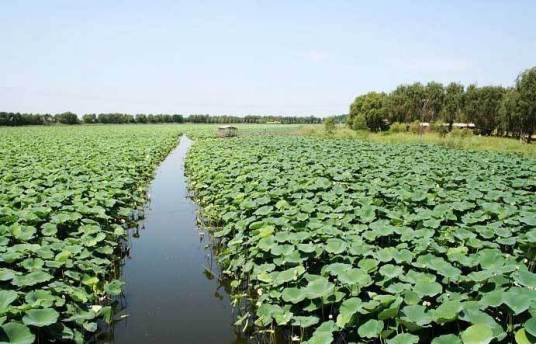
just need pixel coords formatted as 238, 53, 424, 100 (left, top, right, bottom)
98, 136, 249, 344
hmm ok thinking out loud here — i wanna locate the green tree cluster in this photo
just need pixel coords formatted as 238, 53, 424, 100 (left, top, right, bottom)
323, 117, 335, 134
348, 66, 536, 141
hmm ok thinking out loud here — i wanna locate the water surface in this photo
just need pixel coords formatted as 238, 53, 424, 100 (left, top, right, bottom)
104, 137, 246, 343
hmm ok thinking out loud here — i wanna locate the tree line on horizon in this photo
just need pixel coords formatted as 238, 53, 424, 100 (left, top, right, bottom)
347, 66, 536, 142
0, 112, 322, 126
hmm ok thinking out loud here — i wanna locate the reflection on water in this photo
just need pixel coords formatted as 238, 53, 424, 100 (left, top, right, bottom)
98, 137, 249, 344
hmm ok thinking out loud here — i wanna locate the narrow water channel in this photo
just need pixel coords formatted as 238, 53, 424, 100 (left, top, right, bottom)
104, 137, 246, 343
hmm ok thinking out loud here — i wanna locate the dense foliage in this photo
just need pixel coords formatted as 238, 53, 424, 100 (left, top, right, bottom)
186, 136, 536, 343
0, 125, 182, 343
0, 112, 321, 126
348, 66, 536, 141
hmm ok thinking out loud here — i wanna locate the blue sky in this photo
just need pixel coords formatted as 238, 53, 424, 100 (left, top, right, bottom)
1, 1, 535, 116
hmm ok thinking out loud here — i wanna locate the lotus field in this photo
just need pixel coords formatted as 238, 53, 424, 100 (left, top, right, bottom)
186, 136, 536, 344
0, 126, 182, 343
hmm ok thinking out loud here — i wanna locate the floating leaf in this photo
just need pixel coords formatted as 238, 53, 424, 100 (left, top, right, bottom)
388, 333, 419, 344
1, 322, 35, 344
11, 271, 53, 287
526, 318, 536, 338
305, 277, 334, 299
358, 319, 384, 338
22, 308, 59, 327
461, 324, 493, 344
281, 287, 306, 304
0, 291, 17, 313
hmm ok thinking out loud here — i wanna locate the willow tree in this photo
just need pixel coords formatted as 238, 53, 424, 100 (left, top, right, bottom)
515, 66, 536, 143
423, 82, 445, 122
441, 82, 464, 130
463, 85, 505, 135
349, 92, 388, 132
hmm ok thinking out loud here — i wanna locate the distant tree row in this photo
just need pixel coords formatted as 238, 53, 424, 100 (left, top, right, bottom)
347, 66, 536, 142
82, 113, 185, 124
0, 112, 80, 126
0, 112, 322, 126
186, 114, 321, 124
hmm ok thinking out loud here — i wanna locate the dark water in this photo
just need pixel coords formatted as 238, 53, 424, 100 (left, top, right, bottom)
102, 137, 247, 344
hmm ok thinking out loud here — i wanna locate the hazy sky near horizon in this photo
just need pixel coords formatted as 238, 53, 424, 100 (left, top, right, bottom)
1, 1, 535, 116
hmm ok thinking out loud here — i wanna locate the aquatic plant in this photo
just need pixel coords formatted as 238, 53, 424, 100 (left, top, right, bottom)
186, 136, 536, 343
0, 125, 182, 343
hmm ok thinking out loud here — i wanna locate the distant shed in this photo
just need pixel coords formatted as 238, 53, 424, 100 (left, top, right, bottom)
217, 125, 238, 137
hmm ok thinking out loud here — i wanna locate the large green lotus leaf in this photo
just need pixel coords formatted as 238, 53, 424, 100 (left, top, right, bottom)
325, 238, 347, 254
0, 291, 18, 313
254, 205, 273, 216
387, 333, 419, 344
22, 308, 59, 327
297, 243, 316, 253
40, 223, 57, 236
357, 205, 376, 223
503, 288, 532, 315
10, 225, 37, 241
385, 282, 411, 294
432, 300, 462, 324
0, 269, 15, 282
413, 281, 442, 298
104, 280, 124, 296
295, 212, 308, 221
54, 251, 72, 263
515, 270, 536, 289
393, 249, 414, 264
273, 266, 305, 286
460, 308, 504, 339
275, 200, 289, 210
375, 247, 396, 262
520, 213, 536, 226
336, 297, 362, 328
357, 319, 384, 338
379, 264, 403, 280
24, 290, 56, 308
369, 220, 396, 237
378, 296, 403, 320
257, 226, 275, 238
401, 304, 431, 326
281, 287, 306, 304
305, 320, 337, 344
291, 316, 319, 328
81, 275, 99, 287
256, 271, 272, 283
526, 230, 536, 244
305, 277, 334, 299
479, 289, 504, 308
432, 334, 462, 344
338, 268, 372, 287
461, 324, 493, 344
257, 236, 277, 251
271, 244, 295, 256
20, 258, 44, 272
11, 271, 53, 287
323, 263, 352, 277
273, 308, 293, 325
525, 318, 536, 338
1, 322, 35, 344
358, 258, 379, 272
239, 199, 256, 209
